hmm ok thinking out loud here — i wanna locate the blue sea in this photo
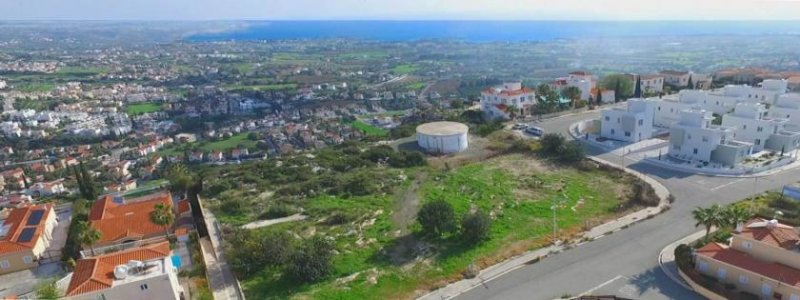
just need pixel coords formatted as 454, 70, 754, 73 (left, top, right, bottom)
188, 21, 800, 42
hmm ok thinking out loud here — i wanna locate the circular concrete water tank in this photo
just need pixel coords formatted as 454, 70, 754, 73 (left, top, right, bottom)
416, 121, 469, 154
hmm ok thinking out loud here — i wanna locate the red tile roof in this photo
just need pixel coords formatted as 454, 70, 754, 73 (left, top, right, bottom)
481, 87, 534, 97
66, 242, 171, 296
569, 71, 591, 76
89, 192, 173, 243
177, 200, 190, 215
737, 218, 800, 250
696, 242, 800, 288
0, 204, 53, 254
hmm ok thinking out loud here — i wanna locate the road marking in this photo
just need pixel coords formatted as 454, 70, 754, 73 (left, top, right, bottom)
710, 178, 746, 191
578, 275, 627, 297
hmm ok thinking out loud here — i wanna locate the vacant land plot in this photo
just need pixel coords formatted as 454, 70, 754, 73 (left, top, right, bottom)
126, 102, 163, 115
228, 151, 645, 299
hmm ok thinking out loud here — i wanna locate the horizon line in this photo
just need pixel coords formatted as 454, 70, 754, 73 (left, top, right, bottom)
3, 19, 800, 22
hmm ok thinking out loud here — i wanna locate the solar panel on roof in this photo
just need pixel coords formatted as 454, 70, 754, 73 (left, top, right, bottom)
17, 227, 35, 243
26, 210, 44, 226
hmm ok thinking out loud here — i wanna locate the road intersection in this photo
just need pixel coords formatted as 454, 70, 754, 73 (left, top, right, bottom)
453, 108, 794, 300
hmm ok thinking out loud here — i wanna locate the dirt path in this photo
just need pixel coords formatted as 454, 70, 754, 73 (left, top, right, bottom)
392, 172, 427, 236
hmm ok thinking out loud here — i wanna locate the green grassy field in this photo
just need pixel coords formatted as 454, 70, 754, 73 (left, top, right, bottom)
126, 102, 163, 115
391, 64, 418, 75
199, 133, 258, 152
236, 153, 641, 299
56, 66, 109, 76
405, 82, 426, 90
14, 82, 55, 93
349, 120, 388, 137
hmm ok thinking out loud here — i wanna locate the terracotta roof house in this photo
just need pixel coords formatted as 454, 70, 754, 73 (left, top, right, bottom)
65, 242, 182, 299
694, 218, 800, 299
88, 192, 174, 249
0, 204, 57, 275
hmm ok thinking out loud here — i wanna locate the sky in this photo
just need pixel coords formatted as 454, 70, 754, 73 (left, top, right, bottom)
3, 0, 800, 21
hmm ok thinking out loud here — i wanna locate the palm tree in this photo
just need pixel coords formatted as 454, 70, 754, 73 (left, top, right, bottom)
724, 206, 751, 230
150, 203, 175, 238
78, 222, 102, 256
692, 204, 725, 238
562, 86, 582, 109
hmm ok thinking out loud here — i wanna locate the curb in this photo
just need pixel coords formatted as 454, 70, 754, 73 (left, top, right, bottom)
656, 230, 709, 293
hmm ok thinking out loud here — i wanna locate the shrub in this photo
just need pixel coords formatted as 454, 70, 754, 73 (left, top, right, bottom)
263, 204, 297, 219
461, 210, 492, 244
540, 133, 565, 156
557, 142, 585, 162
286, 236, 334, 283
417, 199, 457, 237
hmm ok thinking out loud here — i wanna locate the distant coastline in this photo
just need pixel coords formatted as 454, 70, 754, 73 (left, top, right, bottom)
186, 20, 800, 42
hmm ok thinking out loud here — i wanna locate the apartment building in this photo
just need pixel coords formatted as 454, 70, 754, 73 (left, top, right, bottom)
695, 218, 800, 300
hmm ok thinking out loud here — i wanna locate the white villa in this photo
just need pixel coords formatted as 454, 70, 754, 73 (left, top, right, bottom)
600, 98, 655, 143
480, 82, 536, 120
551, 71, 597, 101
721, 103, 800, 153
668, 108, 752, 167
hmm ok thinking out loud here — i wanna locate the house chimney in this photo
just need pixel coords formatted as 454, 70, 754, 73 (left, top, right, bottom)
734, 223, 743, 233
767, 219, 779, 228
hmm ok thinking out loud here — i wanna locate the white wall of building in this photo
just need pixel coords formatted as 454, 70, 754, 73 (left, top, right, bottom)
600, 99, 655, 142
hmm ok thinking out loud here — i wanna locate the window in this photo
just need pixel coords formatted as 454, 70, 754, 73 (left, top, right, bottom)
674, 145, 681, 151
23, 256, 32, 264
743, 125, 747, 129
755, 139, 761, 146
762, 283, 772, 295
697, 261, 708, 271
611, 129, 615, 135
624, 131, 631, 137
757, 126, 763, 132
638, 119, 643, 126
742, 241, 752, 249
702, 136, 709, 142
605, 116, 610, 121
140, 284, 149, 290
716, 267, 727, 279
617, 118, 620, 123
688, 134, 692, 140
693, 148, 698, 154
0, 260, 8, 269
739, 275, 749, 284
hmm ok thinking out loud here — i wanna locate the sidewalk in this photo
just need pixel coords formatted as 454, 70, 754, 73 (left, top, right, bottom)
418, 151, 672, 300
201, 208, 246, 300
657, 230, 708, 291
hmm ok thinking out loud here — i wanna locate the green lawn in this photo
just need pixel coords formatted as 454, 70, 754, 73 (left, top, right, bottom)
391, 64, 418, 75
405, 82, 426, 90
349, 121, 388, 137
56, 66, 109, 76
126, 102, 164, 115
199, 133, 258, 152
15, 82, 55, 93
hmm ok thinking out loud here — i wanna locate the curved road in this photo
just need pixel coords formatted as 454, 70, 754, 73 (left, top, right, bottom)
454, 109, 793, 300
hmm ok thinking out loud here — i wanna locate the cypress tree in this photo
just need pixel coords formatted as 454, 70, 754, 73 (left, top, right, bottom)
634, 75, 642, 98
72, 166, 87, 199
687, 75, 693, 90
596, 88, 602, 105
79, 161, 96, 199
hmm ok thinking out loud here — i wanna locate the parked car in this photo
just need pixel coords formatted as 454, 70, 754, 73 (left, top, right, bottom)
525, 126, 544, 136
512, 123, 528, 130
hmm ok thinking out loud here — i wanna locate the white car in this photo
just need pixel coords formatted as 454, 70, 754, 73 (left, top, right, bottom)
512, 123, 528, 130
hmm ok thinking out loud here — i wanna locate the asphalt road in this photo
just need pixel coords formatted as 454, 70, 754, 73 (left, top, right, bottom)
455, 109, 795, 300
